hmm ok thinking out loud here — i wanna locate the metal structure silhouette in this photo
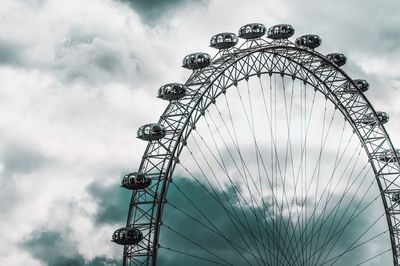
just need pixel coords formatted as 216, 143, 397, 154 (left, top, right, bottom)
113, 23, 400, 265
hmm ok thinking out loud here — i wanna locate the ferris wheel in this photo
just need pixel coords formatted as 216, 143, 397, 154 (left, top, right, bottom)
112, 23, 400, 265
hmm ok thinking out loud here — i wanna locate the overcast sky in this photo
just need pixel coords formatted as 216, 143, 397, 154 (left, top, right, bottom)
1, 0, 400, 265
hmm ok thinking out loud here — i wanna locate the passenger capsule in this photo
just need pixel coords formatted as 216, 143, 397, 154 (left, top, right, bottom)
354, 79, 369, 92
238, 23, 266, 39
112, 227, 143, 245
392, 192, 400, 203
378, 149, 400, 163
344, 79, 369, 94
210, 32, 239, 49
267, 24, 295, 40
295, 34, 322, 49
182, 53, 211, 70
121, 172, 151, 190
137, 123, 166, 141
158, 83, 187, 101
361, 111, 389, 126
325, 53, 347, 67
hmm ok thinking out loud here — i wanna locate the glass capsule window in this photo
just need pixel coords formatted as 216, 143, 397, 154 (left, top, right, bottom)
377, 112, 389, 123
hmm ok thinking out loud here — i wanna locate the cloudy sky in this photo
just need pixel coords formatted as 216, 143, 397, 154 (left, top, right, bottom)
1, 0, 400, 265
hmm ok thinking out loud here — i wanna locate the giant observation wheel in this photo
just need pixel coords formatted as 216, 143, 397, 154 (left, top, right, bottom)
112, 23, 400, 265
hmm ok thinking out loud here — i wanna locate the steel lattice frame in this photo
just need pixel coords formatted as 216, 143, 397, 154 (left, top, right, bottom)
122, 39, 400, 266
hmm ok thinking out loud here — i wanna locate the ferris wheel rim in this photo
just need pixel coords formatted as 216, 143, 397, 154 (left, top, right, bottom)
122, 42, 400, 266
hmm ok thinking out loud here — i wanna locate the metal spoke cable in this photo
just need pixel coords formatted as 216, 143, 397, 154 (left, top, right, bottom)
258, 75, 302, 261
262, 75, 321, 263
304, 158, 370, 265
309, 147, 365, 263
231, 85, 298, 263
291, 114, 347, 243
190, 129, 268, 264
214, 92, 297, 257
304, 187, 382, 265
305, 97, 329, 264
278, 77, 305, 260
354, 248, 392, 266
246, 79, 271, 261
201, 113, 272, 263
298, 132, 361, 262
311, 161, 374, 261
285, 105, 337, 248
317, 184, 384, 264
178, 160, 266, 261
261, 75, 321, 262
179, 159, 290, 265
162, 225, 234, 266
303, 148, 368, 265
322, 215, 387, 265
158, 246, 232, 266
205, 106, 291, 264
289, 100, 336, 240
217, 77, 304, 262
185, 142, 267, 265
177, 160, 265, 265
168, 182, 256, 265
192, 123, 296, 264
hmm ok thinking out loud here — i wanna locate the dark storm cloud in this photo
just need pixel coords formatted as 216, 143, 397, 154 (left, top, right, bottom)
94, 52, 121, 73
84, 174, 389, 264
22, 230, 120, 266
285, 0, 400, 55
117, 0, 206, 22
1, 142, 48, 175
158, 178, 256, 265
157, 178, 389, 265
53, 27, 143, 85
0, 40, 23, 66
365, 1, 400, 54
87, 180, 131, 225
0, 143, 42, 213
374, 24, 400, 52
